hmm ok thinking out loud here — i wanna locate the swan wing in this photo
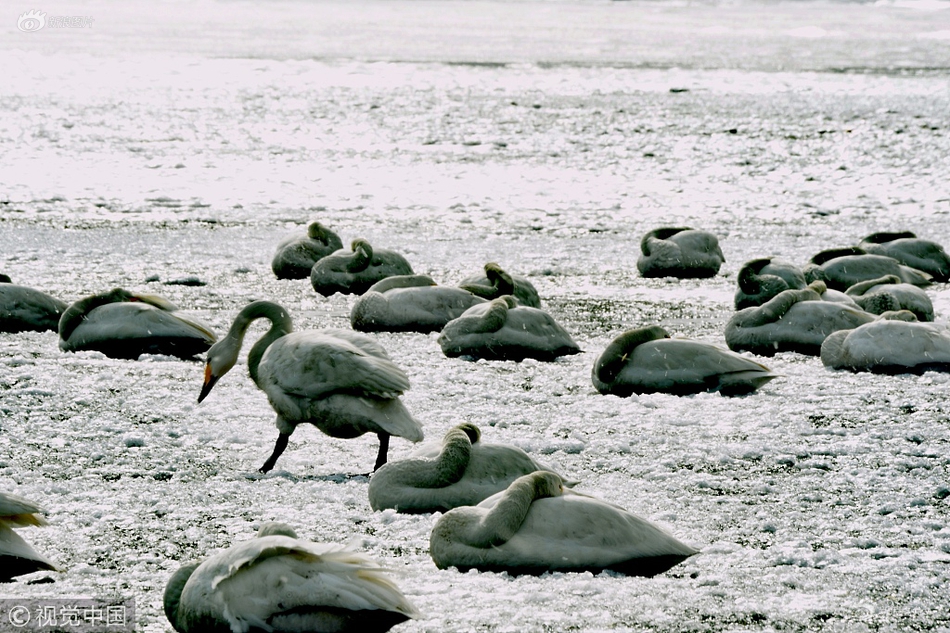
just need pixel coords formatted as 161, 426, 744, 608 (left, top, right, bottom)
259, 332, 410, 400
617, 339, 771, 385
0, 285, 66, 332
61, 303, 216, 350
185, 537, 418, 632
0, 491, 47, 527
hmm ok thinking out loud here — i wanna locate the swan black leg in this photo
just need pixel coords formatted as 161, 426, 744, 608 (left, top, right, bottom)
260, 433, 290, 473
374, 433, 391, 471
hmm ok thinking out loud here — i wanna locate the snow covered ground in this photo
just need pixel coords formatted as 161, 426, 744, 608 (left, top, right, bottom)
2, 0, 950, 631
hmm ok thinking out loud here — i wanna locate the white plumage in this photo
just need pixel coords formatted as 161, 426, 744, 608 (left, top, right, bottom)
429, 472, 698, 576
164, 524, 420, 633
0, 491, 59, 581
199, 301, 423, 473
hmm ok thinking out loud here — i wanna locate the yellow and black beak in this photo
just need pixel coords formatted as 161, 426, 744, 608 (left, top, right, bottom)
197, 363, 219, 403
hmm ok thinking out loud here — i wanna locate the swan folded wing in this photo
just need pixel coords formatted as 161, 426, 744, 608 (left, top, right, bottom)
834, 321, 950, 367
300, 394, 424, 442
0, 525, 58, 571
625, 340, 768, 378
0, 492, 47, 526
504, 494, 698, 566
209, 538, 419, 631
261, 335, 410, 399
64, 304, 216, 347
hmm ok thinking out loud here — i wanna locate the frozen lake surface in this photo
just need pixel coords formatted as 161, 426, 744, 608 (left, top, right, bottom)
2, 0, 950, 631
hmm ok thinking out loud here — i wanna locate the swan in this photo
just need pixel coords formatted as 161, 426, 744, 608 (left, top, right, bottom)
58, 288, 217, 360
368, 423, 568, 513
429, 471, 698, 576
438, 296, 581, 362
271, 221, 344, 280
858, 231, 950, 282
163, 522, 420, 633
592, 326, 777, 397
1, 491, 59, 581
0, 276, 68, 333
310, 239, 414, 296
734, 257, 807, 310
725, 281, 880, 356
458, 262, 542, 308
351, 275, 486, 333
637, 227, 724, 279
198, 301, 423, 473
803, 247, 931, 291
820, 312, 950, 373
845, 275, 934, 322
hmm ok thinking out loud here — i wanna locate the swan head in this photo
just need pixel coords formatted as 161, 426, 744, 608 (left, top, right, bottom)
257, 522, 298, 538
163, 561, 201, 633
352, 238, 373, 256
198, 338, 239, 403
484, 263, 515, 293
453, 423, 481, 445
528, 471, 565, 499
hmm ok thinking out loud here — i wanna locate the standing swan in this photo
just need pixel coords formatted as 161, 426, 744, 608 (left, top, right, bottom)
368, 423, 567, 513
163, 522, 420, 633
198, 301, 423, 473
1, 491, 59, 581
429, 472, 698, 576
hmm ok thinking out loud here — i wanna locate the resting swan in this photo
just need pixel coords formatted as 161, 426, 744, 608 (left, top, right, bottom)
637, 227, 724, 279
458, 262, 542, 308
1, 491, 59, 581
198, 301, 423, 473
725, 281, 880, 356
820, 312, 950, 373
438, 296, 581, 362
592, 326, 777, 396
845, 275, 934, 322
271, 221, 344, 280
734, 257, 807, 310
58, 288, 217, 360
164, 522, 420, 633
803, 247, 931, 290
351, 275, 486, 333
429, 472, 698, 576
858, 231, 950, 282
368, 423, 567, 513
310, 239, 413, 296
0, 276, 68, 333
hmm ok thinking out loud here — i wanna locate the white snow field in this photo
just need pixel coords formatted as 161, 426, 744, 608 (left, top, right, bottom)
1, 0, 950, 631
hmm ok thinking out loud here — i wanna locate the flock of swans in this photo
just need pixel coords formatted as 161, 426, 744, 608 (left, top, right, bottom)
2, 223, 950, 632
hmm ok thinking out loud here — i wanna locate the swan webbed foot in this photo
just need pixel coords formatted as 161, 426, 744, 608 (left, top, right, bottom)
260, 433, 291, 473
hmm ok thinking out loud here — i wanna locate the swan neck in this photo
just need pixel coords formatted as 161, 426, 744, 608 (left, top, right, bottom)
469, 476, 542, 547
59, 288, 129, 340
224, 301, 292, 386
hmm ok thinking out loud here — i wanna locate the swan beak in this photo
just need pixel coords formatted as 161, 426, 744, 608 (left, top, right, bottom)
197, 364, 219, 403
